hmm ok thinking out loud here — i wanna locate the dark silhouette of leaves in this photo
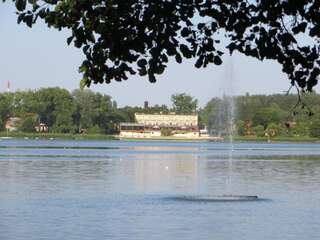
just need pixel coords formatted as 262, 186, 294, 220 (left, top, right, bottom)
15, 0, 26, 11
4, 0, 320, 91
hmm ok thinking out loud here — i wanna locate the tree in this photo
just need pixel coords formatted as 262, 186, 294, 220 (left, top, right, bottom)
290, 122, 310, 137
252, 125, 265, 137
252, 104, 286, 129
73, 89, 119, 133
266, 123, 285, 137
310, 120, 320, 138
34, 88, 75, 132
53, 112, 75, 133
171, 93, 198, 114
199, 97, 232, 135
94, 93, 115, 132
161, 128, 172, 137
236, 120, 245, 136
87, 125, 103, 134
19, 117, 36, 133
0, 93, 12, 130
7, 1, 320, 91
73, 89, 98, 131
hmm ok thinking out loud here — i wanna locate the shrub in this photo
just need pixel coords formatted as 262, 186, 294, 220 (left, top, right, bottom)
19, 117, 36, 132
266, 123, 285, 137
310, 120, 320, 138
161, 128, 172, 136
87, 125, 103, 134
236, 120, 245, 136
252, 125, 265, 137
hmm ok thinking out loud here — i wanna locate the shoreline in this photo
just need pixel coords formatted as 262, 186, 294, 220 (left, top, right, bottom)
0, 132, 319, 143
116, 135, 320, 143
0, 132, 117, 141
118, 135, 223, 142
234, 136, 320, 143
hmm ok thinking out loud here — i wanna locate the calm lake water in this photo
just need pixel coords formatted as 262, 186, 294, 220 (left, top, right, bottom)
0, 139, 320, 240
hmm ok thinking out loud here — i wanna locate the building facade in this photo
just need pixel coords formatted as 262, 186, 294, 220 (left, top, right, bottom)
120, 113, 199, 138
5, 117, 22, 132
135, 113, 198, 129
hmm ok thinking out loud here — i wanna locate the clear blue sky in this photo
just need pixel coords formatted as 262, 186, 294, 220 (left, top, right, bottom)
1, 2, 313, 107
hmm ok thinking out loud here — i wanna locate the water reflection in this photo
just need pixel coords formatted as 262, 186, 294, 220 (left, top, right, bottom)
1, 143, 320, 197
2, 140, 320, 161
1, 140, 320, 240
0, 156, 199, 195
133, 154, 198, 193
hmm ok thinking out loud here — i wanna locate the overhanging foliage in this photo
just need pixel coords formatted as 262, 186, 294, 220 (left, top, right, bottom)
6, 0, 320, 90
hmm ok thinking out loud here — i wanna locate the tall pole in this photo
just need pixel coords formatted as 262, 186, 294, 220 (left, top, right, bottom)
6, 81, 10, 93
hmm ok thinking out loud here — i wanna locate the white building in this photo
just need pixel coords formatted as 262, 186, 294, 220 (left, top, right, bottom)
120, 113, 200, 138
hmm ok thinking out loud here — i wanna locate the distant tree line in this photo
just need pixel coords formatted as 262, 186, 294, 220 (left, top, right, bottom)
0, 88, 196, 134
200, 93, 320, 138
1, 88, 320, 138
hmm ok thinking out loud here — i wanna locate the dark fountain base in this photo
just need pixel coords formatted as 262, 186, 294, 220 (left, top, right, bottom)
179, 195, 259, 202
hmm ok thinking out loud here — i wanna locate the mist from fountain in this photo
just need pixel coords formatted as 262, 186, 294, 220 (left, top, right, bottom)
220, 57, 258, 200
224, 58, 236, 195
195, 57, 258, 201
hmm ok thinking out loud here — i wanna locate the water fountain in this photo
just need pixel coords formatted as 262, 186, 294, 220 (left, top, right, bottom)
215, 58, 257, 200
192, 57, 258, 202
218, 57, 258, 201
225, 58, 235, 195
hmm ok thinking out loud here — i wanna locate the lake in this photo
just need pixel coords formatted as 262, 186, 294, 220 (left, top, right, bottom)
0, 139, 319, 240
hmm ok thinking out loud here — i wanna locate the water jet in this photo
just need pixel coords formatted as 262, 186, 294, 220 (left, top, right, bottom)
217, 57, 259, 200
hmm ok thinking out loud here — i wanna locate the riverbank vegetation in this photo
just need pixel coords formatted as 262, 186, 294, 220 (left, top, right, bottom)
1, 88, 320, 141
0, 132, 117, 140
200, 93, 320, 140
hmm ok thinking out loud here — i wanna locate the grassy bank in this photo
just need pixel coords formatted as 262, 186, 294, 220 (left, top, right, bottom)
0, 132, 118, 141
120, 136, 320, 143
118, 136, 223, 142
234, 136, 320, 143
113, 136, 213, 142
1, 132, 319, 143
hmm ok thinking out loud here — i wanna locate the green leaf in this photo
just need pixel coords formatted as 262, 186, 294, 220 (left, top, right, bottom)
292, 22, 307, 34
67, 36, 74, 45
195, 56, 203, 68
175, 53, 182, 64
148, 71, 156, 83
181, 27, 190, 37
15, 0, 26, 11
82, 45, 90, 54
24, 15, 33, 28
137, 59, 147, 68
17, 13, 25, 24
180, 44, 192, 58
80, 77, 88, 90
138, 68, 147, 76
213, 56, 222, 65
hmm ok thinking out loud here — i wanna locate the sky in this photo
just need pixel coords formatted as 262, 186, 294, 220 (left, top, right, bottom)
0, 2, 312, 108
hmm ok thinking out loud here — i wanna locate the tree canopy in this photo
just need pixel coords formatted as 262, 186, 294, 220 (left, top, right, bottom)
2, 88, 320, 138
6, 0, 320, 91
199, 92, 320, 137
171, 93, 198, 114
